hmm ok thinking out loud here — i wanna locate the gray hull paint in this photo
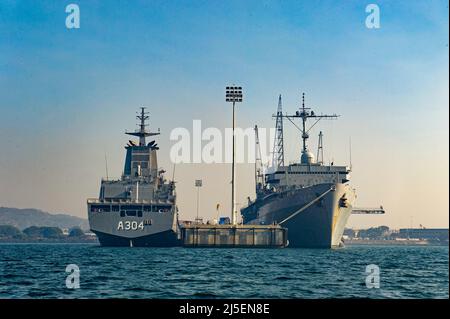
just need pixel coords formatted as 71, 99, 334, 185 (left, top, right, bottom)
94, 229, 180, 247
88, 209, 179, 246
242, 183, 355, 248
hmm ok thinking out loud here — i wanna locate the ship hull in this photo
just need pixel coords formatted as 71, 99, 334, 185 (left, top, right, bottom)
88, 207, 181, 247
93, 229, 180, 247
242, 183, 355, 248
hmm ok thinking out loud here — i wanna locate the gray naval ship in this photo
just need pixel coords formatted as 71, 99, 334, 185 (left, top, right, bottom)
87, 108, 180, 247
241, 94, 356, 248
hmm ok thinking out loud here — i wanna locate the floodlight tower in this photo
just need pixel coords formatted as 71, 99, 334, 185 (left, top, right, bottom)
226, 86, 243, 225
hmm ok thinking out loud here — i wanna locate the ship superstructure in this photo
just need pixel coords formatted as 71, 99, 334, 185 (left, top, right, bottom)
242, 94, 356, 248
87, 108, 180, 247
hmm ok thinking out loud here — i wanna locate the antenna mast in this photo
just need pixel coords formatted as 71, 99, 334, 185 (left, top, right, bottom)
349, 137, 353, 171
254, 125, 264, 193
137, 107, 149, 146
104, 152, 109, 180
172, 163, 176, 182
279, 93, 339, 164
317, 131, 324, 164
272, 95, 285, 168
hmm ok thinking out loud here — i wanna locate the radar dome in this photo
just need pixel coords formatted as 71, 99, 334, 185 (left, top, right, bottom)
301, 150, 315, 164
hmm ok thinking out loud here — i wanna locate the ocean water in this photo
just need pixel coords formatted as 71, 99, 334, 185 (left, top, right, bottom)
0, 244, 447, 299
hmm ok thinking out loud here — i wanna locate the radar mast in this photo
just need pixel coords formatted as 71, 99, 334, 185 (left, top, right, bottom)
280, 93, 339, 164
125, 107, 160, 146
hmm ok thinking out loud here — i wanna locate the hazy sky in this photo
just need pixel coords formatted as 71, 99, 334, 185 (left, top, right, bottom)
0, 0, 448, 229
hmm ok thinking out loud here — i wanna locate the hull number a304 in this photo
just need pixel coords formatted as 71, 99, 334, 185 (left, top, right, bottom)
117, 221, 144, 231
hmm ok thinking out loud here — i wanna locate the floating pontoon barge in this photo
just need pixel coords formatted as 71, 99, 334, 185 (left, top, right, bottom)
180, 224, 288, 248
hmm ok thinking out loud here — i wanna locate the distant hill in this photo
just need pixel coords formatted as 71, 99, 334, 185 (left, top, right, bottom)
0, 207, 89, 230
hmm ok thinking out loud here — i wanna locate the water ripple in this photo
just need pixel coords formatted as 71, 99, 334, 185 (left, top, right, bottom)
0, 244, 447, 298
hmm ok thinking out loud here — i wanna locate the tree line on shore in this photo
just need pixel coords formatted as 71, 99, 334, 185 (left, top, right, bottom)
0, 225, 87, 240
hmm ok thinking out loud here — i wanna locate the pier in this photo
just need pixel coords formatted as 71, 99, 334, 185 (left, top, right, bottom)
180, 224, 288, 248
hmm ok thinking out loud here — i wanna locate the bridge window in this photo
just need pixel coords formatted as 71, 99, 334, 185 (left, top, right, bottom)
153, 205, 171, 213
121, 205, 142, 210
132, 154, 150, 161
118, 205, 144, 217
91, 205, 111, 212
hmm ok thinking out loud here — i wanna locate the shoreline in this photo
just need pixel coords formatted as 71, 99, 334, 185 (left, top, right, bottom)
0, 237, 98, 244
0, 240, 447, 247
345, 239, 448, 246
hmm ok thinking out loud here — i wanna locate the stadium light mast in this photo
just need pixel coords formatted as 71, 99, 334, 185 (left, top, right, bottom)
226, 86, 243, 225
